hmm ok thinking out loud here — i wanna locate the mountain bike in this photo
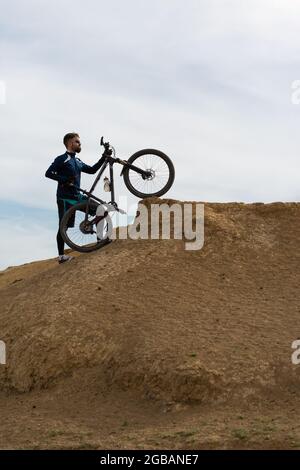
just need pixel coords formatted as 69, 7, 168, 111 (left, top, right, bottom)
60, 137, 175, 253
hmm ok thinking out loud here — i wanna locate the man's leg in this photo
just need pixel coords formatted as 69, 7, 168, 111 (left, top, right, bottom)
56, 230, 65, 256
56, 198, 73, 263
57, 199, 65, 255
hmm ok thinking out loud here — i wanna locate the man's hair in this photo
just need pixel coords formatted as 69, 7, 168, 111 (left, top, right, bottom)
63, 132, 79, 148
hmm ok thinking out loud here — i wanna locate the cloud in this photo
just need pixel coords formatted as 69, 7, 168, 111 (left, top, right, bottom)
1, 0, 300, 268
0, 201, 57, 269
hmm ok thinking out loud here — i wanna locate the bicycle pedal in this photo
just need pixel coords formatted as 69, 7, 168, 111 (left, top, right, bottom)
105, 203, 126, 214
117, 208, 126, 215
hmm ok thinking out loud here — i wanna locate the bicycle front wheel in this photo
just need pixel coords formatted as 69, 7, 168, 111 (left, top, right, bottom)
60, 201, 113, 253
123, 149, 175, 198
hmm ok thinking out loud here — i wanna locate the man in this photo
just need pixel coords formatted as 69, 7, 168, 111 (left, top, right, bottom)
45, 133, 106, 264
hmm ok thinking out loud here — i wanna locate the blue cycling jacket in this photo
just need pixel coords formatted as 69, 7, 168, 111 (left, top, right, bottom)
45, 151, 105, 199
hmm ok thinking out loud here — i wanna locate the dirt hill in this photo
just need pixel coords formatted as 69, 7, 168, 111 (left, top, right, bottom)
0, 198, 299, 449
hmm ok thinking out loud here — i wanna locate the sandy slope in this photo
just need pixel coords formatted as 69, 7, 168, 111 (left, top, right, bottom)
0, 198, 299, 449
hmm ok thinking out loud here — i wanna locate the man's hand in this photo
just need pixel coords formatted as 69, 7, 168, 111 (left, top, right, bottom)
103, 148, 112, 157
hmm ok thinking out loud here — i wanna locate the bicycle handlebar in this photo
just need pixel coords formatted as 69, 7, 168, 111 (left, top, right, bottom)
100, 136, 110, 150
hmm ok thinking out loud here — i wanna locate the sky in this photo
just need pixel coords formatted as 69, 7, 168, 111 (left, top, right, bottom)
1, 0, 300, 269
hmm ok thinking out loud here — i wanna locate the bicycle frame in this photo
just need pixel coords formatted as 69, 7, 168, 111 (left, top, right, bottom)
59, 140, 174, 250
73, 154, 151, 225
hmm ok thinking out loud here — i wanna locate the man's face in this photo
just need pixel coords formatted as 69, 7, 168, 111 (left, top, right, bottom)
69, 136, 81, 153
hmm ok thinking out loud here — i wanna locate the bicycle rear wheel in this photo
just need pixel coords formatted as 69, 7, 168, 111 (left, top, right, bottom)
122, 149, 175, 198
60, 201, 113, 253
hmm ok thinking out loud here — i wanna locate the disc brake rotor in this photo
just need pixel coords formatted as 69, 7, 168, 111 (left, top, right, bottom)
79, 220, 94, 235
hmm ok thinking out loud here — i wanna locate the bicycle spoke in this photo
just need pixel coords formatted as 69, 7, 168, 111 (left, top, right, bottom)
65, 209, 105, 248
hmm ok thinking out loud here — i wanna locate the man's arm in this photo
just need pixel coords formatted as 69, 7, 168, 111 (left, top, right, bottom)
80, 154, 107, 174
45, 156, 70, 183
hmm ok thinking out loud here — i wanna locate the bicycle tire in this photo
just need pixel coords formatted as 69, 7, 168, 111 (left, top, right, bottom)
60, 201, 112, 253
122, 149, 175, 198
